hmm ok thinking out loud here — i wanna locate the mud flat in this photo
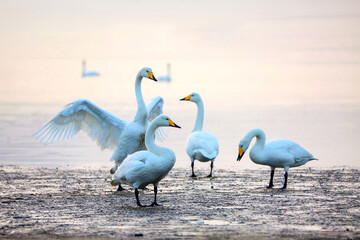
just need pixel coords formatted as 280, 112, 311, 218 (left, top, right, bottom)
0, 165, 359, 239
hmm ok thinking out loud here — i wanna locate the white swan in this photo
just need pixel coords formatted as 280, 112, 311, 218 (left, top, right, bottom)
237, 128, 318, 189
34, 67, 163, 191
82, 60, 99, 77
111, 115, 181, 207
180, 93, 219, 177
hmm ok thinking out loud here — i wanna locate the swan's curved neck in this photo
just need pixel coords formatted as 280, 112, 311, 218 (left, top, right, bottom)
133, 73, 147, 125
145, 123, 165, 155
247, 128, 266, 149
193, 100, 204, 132
247, 129, 267, 163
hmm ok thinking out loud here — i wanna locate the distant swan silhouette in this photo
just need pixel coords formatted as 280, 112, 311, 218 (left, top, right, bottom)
237, 128, 318, 189
157, 63, 171, 82
82, 60, 99, 77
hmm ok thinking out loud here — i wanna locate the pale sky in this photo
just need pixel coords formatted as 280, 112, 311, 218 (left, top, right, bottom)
0, 0, 359, 106
1, 0, 359, 61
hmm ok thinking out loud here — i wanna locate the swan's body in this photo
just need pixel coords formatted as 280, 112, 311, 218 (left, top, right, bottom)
157, 63, 171, 82
34, 67, 162, 190
237, 128, 318, 189
82, 60, 99, 77
180, 93, 219, 177
111, 115, 181, 207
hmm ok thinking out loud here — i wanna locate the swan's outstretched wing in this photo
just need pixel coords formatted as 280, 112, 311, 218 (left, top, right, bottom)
147, 96, 164, 121
34, 99, 127, 150
146, 96, 167, 142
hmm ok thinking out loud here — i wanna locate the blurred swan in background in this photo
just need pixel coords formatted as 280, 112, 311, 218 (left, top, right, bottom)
157, 63, 171, 82
180, 93, 219, 177
34, 67, 164, 191
82, 60, 99, 77
111, 115, 181, 207
237, 128, 318, 189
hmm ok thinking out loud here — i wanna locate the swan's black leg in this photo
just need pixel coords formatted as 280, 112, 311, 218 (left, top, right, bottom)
267, 169, 275, 189
191, 162, 196, 177
207, 162, 213, 177
135, 188, 145, 207
281, 172, 288, 189
150, 186, 161, 207
117, 184, 125, 191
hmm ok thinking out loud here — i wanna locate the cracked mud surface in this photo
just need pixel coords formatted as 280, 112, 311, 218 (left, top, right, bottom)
0, 166, 359, 239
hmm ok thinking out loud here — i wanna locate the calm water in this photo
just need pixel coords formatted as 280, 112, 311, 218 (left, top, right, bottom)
0, 99, 358, 170
0, 58, 359, 170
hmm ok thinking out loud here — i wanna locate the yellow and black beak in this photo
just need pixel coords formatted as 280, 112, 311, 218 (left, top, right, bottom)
237, 147, 245, 161
168, 119, 181, 129
148, 71, 157, 81
180, 95, 192, 101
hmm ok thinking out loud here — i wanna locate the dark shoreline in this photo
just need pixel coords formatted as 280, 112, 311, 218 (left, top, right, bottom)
0, 166, 359, 239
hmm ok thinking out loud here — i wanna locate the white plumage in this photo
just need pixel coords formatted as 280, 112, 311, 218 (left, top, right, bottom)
111, 115, 181, 207
237, 128, 318, 189
34, 99, 126, 150
180, 93, 219, 177
34, 67, 163, 190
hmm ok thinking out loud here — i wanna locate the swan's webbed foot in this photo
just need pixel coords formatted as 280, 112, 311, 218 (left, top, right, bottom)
266, 184, 274, 189
207, 174, 212, 178
190, 174, 197, 178
150, 202, 161, 207
117, 184, 125, 191
149, 186, 162, 207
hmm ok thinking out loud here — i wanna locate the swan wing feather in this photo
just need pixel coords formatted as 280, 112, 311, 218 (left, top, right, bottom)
114, 151, 159, 188
147, 96, 164, 121
146, 96, 168, 142
267, 139, 315, 164
34, 99, 127, 150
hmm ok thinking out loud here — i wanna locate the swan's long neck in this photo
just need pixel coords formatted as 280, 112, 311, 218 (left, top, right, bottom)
247, 128, 267, 164
133, 73, 147, 125
193, 100, 204, 132
167, 63, 171, 77
145, 123, 166, 156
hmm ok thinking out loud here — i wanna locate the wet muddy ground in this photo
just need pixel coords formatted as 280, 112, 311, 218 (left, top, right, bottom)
0, 166, 359, 239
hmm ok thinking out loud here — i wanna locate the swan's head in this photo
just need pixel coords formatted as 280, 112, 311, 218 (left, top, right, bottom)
139, 67, 157, 81
179, 92, 201, 102
154, 115, 181, 129
237, 139, 251, 161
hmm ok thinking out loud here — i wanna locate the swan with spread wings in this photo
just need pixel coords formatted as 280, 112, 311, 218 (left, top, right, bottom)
34, 67, 166, 191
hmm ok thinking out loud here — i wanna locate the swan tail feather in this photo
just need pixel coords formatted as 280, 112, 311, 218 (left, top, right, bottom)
194, 149, 218, 160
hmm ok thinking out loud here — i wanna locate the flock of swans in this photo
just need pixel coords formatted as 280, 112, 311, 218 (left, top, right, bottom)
34, 67, 317, 207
